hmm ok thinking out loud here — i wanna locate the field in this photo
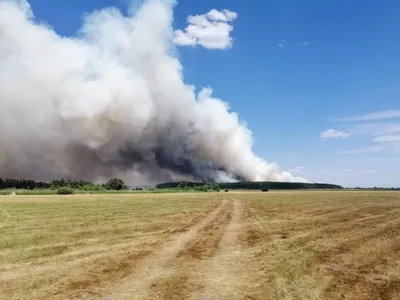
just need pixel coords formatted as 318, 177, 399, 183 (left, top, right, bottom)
1, 191, 400, 300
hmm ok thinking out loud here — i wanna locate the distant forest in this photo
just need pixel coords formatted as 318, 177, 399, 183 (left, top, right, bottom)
2, 178, 399, 192
0, 178, 128, 191
0, 178, 344, 191
157, 181, 344, 190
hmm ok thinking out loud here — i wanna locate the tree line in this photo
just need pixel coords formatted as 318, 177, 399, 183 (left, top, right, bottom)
157, 181, 344, 190
3, 178, 399, 192
0, 177, 354, 192
175, 181, 220, 191
219, 181, 344, 190
0, 178, 128, 191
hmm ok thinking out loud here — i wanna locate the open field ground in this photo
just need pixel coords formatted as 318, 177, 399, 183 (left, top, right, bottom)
1, 191, 400, 300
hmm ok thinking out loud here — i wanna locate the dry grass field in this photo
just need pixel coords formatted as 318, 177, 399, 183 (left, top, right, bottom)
1, 191, 400, 300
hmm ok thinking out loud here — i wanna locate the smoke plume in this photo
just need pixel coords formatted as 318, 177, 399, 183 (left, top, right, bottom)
0, 0, 307, 184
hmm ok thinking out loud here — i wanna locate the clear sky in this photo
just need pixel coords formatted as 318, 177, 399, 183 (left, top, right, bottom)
27, 0, 400, 187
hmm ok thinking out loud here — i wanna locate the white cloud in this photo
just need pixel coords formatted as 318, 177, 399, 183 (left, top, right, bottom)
278, 40, 285, 48
173, 9, 237, 49
373, 135, 400, 143
346, 122, 400, 137
173, 30, 197, 46
320, 129, 350, 139
302, 41, 309, 46
340, 145, 387, 154
333, 110, 400, 122
206, 9, 237, 22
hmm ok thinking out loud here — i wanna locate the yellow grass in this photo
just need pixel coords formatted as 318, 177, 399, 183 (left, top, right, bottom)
0, 191, 400, 299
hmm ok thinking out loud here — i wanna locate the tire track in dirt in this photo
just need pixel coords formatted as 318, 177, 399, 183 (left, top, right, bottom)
177, 201, 232, 260
147, 200, 234, 299
102, 198, 229, 300
190, 197, 248, 300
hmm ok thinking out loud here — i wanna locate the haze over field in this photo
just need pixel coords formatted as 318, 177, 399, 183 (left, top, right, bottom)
0, 0, 306, 185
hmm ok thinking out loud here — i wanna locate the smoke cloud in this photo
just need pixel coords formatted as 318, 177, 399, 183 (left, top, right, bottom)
0, 0, 307, 184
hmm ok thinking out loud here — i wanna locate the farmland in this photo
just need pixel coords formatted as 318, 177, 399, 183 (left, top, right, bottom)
1, 191, 400, 300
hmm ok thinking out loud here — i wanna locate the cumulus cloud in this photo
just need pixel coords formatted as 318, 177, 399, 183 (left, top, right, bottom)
0, 0, 305, 184
320, 129, 350, 139
333, 110, 400, 122
173, 8, 237, 49
206, 9, 237, 22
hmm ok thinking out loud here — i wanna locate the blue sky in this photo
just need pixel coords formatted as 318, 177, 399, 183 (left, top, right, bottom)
27, 0, 400, 187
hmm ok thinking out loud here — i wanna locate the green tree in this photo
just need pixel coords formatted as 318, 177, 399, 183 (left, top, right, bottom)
104, 178, 127, 190
57, 187, 74, 195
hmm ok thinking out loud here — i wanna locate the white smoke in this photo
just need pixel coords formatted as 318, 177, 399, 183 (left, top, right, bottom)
0, 0, 307, 184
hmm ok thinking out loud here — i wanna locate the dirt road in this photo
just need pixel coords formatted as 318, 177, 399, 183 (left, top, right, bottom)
101, 197, 250, 300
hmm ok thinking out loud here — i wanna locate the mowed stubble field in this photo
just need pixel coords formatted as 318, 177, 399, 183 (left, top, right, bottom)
1, 191, 400, 300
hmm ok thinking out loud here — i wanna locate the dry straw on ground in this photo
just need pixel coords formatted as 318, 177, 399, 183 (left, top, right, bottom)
1, 191, 400, 299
